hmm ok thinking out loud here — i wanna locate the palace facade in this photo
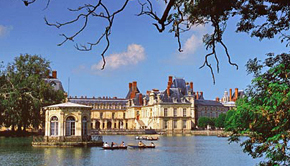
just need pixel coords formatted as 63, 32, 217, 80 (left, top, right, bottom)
67, 76, 233, 133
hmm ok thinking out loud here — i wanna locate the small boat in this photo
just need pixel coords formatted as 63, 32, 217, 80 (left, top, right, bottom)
102, 146, 128, 150
135, 136, 159, 141
146, 137, 158, 141
128, 145, 156, 149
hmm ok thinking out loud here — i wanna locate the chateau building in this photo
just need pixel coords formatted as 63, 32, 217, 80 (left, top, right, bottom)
68, 96, 128, 130
126, 77, 195, 133
67, 76, 231, 133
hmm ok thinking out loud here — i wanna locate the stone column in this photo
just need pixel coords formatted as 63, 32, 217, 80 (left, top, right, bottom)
111, 120, 115, 129
92, 120, 96, 129
116, 120, 120, 129
45, 110, 49, 136
104, 120, 108, 129
124, 120, 127, 129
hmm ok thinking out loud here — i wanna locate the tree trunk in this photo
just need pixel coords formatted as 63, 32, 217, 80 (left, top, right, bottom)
17, 124, 22, 132
11, 124, 15, 131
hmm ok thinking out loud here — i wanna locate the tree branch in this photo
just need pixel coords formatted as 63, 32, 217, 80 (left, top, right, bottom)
44, 0, 130, 70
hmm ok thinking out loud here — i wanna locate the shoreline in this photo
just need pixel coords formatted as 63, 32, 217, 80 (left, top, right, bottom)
1, 130, 231, 137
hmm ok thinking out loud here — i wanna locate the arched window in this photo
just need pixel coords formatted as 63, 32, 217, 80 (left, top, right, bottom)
95, 121, 100, 129
50, 116, 58, 136
107, 121, 112, 129
82, 116, 88, 136
66, 116, 75, 136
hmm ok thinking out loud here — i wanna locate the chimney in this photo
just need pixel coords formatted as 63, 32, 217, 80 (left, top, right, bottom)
139, 93, 143, 105
234, 88, 239, 101
190, 82, 193, 91
216, 97, 220, 102
167, 81, 171, 96
229, 88, 232, 101
196, 91, 199, 99
146, 91, 150, 95
52, 70, 57, 79
200, 91, 203, 98
130, 92, 136, 99
168, 76, 173, 87
167, 86, 170, 97
132, 81, 137, 91
130, 81, 137, 99
129, 83, 132, 90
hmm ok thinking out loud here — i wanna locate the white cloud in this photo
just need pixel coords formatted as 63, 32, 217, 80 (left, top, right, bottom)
91, 44, 146, 71
0, 25, 13, 37
176, 24, 211, 59
178, 34, 202, 59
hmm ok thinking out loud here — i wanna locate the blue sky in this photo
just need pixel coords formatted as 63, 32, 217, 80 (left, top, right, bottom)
0, 0, 287, 100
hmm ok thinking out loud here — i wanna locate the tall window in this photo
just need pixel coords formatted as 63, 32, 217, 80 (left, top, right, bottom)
164, 120, 168, 129
164, 108, 168, 117
174, 120, 177, 128
183, 120, 186, 128
66, 116, 75, 136
183, 108, 186, 117
174, 108, 177, 117
82, 116, 88, 136
50, 116, 58, 136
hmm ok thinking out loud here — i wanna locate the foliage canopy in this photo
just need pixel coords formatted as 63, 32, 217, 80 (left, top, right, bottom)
0, 54, 65, 131
226, 53, 290, 165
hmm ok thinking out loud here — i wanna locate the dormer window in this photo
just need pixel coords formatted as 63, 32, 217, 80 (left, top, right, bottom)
50, 81, 57, 87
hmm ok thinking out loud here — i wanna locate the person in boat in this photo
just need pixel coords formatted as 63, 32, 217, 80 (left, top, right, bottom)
151, 142, 155, 147
111, 142, 115, 147
120, 141, 125, 147
103, 142, 109, 147
138, 141, 145, 147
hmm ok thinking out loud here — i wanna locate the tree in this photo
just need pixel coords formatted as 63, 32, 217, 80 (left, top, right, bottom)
21, 0, 290, 83
198, 117, 215, 129
227, 54, 290, 165
215, 113, 226, 128
0, 54, 65, 132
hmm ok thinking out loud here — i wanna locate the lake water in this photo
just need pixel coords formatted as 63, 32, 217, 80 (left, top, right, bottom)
0, 135, 261, 166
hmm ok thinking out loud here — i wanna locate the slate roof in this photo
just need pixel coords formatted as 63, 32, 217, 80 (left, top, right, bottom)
44, 78, 64, 92
44, 102, 92, 109
159, 88, 191, 103
68, 98, 128, 105
171, 78, 188, 95
195, 100, 225, 107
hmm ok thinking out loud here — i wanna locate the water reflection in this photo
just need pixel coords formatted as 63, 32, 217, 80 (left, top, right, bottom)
43, 147, 92, 165
0, 136, 262, 166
